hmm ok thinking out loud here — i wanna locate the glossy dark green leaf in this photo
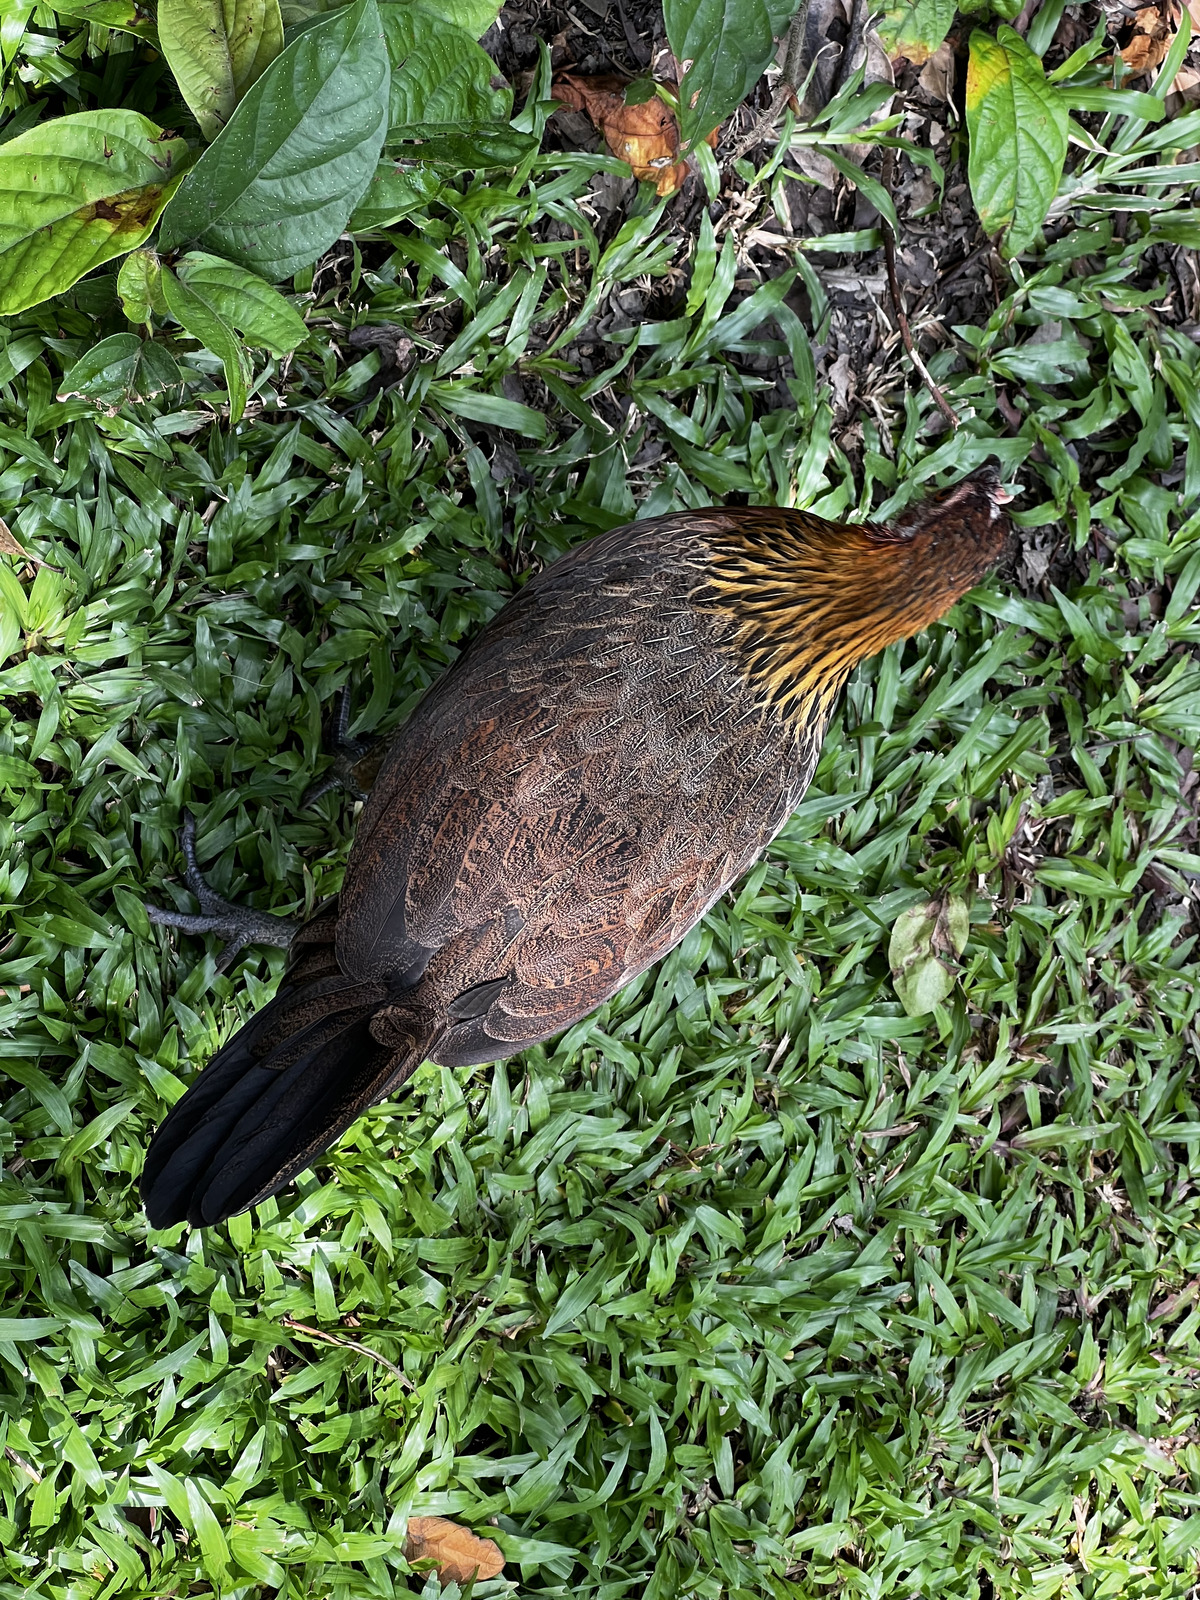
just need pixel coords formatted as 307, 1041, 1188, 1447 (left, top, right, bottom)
158, 0, 389, 280
175, 251, 307, 354
57, 332, 182, 407
380, 1, 511, 131
382, 123, 537, 167
665, 0, 796, 150
161, 262, 251, 422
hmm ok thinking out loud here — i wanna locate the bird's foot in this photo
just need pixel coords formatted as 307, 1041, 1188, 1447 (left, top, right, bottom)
300, 685, 381, 809
146, 811, 302, 972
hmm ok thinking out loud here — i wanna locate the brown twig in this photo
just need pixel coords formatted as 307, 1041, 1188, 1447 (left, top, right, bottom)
729, 3, 811, 163
280, 1317, 413, 1387
879, 149, 959, 429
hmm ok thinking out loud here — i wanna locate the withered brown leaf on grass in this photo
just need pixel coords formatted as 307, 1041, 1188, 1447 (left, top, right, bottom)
552, 73, 716, 196
0, 518, 27, 560
1120, 1, 1178, 75
404, 1516, 505, 1586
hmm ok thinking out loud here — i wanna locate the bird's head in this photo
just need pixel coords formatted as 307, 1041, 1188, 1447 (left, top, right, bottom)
705, 467, 1014, 724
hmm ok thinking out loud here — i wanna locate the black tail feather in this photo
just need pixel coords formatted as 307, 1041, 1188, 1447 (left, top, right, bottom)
141, 972, 441, 1229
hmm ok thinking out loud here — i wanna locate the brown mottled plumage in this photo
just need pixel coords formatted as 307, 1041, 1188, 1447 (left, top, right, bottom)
142, 472, 1010, 1227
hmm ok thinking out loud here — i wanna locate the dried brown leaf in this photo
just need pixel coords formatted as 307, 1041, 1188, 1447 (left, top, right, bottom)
404, 1517, 505, 1586
551, 73, 715, 196
1119, 1, 1177, 75
0, 518, 27, 560
917, 41, 955, 101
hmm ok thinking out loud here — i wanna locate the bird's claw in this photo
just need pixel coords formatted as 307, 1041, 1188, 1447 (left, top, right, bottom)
145, 812, 302, 971
300, 686, 379, 809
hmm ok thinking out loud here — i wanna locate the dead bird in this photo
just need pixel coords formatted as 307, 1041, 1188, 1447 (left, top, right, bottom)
142, 471, 1011, 1228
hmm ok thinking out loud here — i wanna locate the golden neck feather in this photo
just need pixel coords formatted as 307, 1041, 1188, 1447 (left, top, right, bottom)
703, 494, 1006, 725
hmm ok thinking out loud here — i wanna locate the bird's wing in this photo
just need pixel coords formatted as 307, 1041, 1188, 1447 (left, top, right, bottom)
337, 514, 814, 1062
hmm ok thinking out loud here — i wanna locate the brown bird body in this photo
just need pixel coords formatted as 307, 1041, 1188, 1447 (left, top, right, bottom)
142, 475, 1009, 1228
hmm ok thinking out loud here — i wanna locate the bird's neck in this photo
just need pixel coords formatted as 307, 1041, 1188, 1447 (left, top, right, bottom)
703, 508, 991, 723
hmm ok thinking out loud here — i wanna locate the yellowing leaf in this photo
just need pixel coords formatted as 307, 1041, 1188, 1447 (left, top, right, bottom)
878, 0, 955, 65
966, 27, 1068, 257
889, 896, 970, 1017
404, 1517, 505, 1586
0, 111, 192, 316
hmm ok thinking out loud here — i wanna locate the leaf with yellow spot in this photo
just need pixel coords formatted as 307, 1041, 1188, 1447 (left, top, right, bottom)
0, 111, 192, 315
878, 0, 955, 64
966, 27, 1068, 257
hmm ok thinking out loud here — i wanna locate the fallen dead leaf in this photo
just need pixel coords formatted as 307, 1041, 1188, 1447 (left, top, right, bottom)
0, 518, 27, 560
404, 1517, 505, 1586
790, 145, 838, 190
551, 73, 716, 197
1118, 0, 1178, 75
1168, 62, 1200, 103
917, 41, 955, 101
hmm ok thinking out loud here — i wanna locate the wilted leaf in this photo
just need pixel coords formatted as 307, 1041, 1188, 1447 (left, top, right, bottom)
57, 332, 182, 409
158, 0, 389, 281
917, 41, 955, 98
878, 0, 955, 64
553, 74, 715, 196
158, 0, 284, 140
175, 251, 307, 353
0, 520, 27, 560
889, 896, 970, 1016
0, 111, 192, 315
966, 26, 1068, 257
1117, 1, 1177, 75
404, 1518, 505, 1586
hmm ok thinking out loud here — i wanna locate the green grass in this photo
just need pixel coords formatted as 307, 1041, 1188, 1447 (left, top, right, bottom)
3, 145, 1200, 1599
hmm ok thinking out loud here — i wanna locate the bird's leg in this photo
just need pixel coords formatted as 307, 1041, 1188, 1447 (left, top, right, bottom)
147, 690, 383, 970
146, 812, 302, 973
300, 686, 382, 808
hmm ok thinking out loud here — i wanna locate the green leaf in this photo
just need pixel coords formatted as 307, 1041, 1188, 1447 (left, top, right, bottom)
0, 111, 192, 316
348, 160, 442, 230
877, 0, 955, 64
382, 122, 537, 167
158, 0, 389, 281
161, 263, 251, 423
393, 0, 501, 37
888, 897, 969, 1017
427, 381, 547, 437
158, 0, 284, 141
1150, 209, 1200, 247
49, 0, 157, 40
966, 26, 1068, 256
380, 1, 510, 131
0, 1318, 63, 1341
116, 247, 164, 324
57, 333, 182, 408
175, 251, 307, 353
665, 0, 783, 151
